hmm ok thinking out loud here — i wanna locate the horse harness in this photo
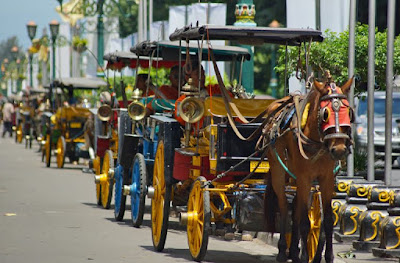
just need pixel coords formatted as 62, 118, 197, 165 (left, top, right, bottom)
260, 83, 354, 162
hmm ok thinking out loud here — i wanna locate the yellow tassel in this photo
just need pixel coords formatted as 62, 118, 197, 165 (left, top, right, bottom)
301, 103, 310, 129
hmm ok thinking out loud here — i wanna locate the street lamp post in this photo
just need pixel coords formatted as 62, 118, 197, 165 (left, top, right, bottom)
1, 59, 8, 96
15, 59, 21, 91
49, 20, 60, 81
269, 20, 280, 98
57, 0, 133, 77
26, 21, 37, 87
97, 0, 105, 70
11, 46, 19, 93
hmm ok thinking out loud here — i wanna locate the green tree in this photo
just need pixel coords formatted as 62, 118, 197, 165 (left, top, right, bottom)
275, 23, 400, 96
0, 36, 24, 66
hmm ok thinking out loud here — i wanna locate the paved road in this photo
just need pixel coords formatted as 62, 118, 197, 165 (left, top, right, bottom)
0, 136, 398, 263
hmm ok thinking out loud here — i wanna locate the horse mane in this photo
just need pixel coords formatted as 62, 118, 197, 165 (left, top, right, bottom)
301, 86, 324, 142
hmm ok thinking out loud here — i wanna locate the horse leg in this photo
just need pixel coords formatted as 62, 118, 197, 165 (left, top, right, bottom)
268, 151, 289, 262
276, 190, 289, 262
319, 175, 335, 263
294, 182, 311, 263
288, 196, 300, 261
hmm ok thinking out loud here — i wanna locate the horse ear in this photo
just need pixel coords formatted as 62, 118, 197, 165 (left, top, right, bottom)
314, 80, 328, 94
340, 77, 353, 95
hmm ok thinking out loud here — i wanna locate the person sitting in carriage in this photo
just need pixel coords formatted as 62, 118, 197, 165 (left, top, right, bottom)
158, 65, 183, 100
136, 73, 155, 97
145, 66, 186, 114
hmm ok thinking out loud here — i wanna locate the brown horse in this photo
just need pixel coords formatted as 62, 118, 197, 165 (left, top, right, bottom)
261, 78, 353, 263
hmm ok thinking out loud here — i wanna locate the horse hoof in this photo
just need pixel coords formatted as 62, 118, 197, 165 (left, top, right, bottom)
276, 253, 288, 262
324, 255, 334, 263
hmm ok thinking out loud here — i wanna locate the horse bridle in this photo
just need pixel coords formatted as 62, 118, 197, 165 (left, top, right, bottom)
318, 83, 354, 143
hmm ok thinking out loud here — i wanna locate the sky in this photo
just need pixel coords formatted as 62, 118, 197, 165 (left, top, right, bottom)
0, 0, 60, 50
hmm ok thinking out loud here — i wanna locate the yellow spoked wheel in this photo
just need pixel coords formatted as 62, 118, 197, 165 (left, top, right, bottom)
93, 156, 102, 206
151, 140, 171, 252
45, 134, 51, 168
101, 150, 114, 209
187, 176, 210, 262
56, 136, 66, 168
307, 191, 325, 263
16, 125, 23, 143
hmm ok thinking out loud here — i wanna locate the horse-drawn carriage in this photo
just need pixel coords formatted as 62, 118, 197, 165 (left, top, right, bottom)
43, 77, 107, 168
138, 24, 354, 263
103, 41, 258, 230
92, 51, 144, 210
95, 47, 185, 218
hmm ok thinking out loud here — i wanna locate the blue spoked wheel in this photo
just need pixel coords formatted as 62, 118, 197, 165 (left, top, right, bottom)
130, 153, 147, 228
114, 164, 126, 221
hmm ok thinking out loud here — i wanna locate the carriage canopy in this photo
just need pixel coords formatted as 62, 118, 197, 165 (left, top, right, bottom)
131, 40, 251, 62
52, 77, 107, 90
169, 25, 323, 46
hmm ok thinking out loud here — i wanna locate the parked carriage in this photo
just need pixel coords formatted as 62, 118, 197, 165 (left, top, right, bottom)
136, 25, 338, 263
43, 77, 107, 168
95, 47, 185, 220
108, 41, 259, 231
28, 87, 48, 147
92, 51, 143, 209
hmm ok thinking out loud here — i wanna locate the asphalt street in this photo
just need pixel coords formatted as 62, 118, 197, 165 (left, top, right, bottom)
0, 135, 399, 263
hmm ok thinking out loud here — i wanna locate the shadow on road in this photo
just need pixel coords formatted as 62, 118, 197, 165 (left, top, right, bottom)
140, 245, 276, 263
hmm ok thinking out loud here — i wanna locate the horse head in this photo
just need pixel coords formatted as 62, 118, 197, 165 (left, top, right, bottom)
313, 78, 354, 160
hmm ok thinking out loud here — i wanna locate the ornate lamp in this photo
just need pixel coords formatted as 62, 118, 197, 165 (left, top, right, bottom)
26, 21, 37, 87
49, 20, 60, 42
11, 46, 19, 59
49, 20, 60, 80
26, 21, 37, 41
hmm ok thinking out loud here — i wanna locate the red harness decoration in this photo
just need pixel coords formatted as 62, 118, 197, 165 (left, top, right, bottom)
320, 88, 351, 132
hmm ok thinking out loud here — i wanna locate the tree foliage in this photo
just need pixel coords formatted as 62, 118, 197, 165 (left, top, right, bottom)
0, 36, 25, 66
275, 23, 400, 95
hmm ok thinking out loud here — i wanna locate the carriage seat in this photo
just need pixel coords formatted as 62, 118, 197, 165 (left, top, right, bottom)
56, 106, 91, 122
204, 97, 275, 119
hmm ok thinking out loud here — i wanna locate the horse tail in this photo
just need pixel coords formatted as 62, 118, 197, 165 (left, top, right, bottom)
264, 173, 277, 233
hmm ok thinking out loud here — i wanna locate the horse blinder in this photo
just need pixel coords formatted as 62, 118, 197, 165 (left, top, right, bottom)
319, 84, 353, 143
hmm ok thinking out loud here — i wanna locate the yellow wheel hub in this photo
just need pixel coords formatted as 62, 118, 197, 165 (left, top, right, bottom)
100, 151, 114, 209
16, 125, 23, 143
94, 156, 101, 202
56, 137, 65, 168
45, 134, 51, 165
307, 191, 322, 262
152, 141, 165, 246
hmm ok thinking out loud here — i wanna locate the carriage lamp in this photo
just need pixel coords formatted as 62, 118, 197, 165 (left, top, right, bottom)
97, 104, 112, 121
127, 89, 146, 121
